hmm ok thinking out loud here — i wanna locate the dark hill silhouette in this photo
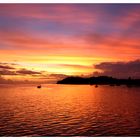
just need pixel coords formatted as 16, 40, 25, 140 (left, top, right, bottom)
57, 76, 140, 87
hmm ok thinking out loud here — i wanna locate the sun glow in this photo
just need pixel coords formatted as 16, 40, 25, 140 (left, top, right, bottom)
0, 4, 140, 83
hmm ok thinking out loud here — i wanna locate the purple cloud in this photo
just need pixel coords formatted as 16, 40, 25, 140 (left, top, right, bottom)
94, 59, 140, 78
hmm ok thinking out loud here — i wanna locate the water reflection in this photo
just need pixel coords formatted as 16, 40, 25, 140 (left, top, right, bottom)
0, 84, 140, 136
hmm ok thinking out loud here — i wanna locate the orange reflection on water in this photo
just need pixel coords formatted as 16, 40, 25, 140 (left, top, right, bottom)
0, 84, 140, 136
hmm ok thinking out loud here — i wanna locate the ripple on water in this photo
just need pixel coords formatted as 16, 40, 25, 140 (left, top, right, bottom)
0, 85, 140, 136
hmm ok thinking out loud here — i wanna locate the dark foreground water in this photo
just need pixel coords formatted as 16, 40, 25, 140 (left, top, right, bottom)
0, 84, 140, 136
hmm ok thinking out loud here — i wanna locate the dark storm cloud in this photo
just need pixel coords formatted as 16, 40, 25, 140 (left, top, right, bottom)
94, 59, 140, 78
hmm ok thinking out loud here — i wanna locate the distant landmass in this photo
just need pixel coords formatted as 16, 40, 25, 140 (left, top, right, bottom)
57, 76, 140, 87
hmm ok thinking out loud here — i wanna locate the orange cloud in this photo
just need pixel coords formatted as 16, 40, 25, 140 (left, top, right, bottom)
0, 30, 50, 49
81, 31, 140, 60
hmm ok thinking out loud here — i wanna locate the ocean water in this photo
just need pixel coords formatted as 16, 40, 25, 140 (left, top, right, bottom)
0, 84, 140, 136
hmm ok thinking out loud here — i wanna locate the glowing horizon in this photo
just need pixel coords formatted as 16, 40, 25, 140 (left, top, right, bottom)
0, 4, 140, 83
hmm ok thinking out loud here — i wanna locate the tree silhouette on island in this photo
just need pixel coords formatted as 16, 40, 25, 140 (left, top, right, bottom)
57, 76, 140, 87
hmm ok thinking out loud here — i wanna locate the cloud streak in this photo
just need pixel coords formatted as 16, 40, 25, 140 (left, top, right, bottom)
0, 63, 15, 69
16, 69, 41, 75
0, 62, 42, 76
0, 4, 97, 25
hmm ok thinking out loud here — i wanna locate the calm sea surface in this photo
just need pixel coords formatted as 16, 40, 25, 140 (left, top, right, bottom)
0, 84, 140, 136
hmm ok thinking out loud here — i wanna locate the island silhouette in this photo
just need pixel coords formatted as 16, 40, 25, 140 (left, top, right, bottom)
57, 76, 140, 87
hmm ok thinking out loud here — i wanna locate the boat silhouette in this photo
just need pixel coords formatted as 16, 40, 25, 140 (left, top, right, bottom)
95, 85, 98, 88
37, 85, 41, 88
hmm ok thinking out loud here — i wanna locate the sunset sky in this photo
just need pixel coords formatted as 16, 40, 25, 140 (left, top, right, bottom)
0, 4, 140, 83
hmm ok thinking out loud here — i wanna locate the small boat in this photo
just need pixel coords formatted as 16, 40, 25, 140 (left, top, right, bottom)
95, 85, 98, 88
37, 85, 41, 88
